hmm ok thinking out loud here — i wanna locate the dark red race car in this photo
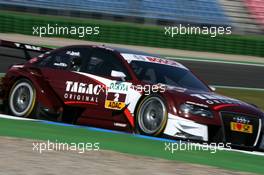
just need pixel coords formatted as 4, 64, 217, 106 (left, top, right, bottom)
0, 40, 263, 150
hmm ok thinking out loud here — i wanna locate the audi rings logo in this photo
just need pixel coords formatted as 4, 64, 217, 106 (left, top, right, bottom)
233, 116, 250, 124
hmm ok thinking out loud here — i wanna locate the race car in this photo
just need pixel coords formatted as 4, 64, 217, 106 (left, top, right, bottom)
0, 40, 263, 150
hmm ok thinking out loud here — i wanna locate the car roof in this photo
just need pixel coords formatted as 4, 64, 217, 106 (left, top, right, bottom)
110, 47, 152, 55
62, 44, 187, 69
62, 44, 156, 55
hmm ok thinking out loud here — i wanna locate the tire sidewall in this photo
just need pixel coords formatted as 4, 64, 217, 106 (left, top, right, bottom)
8, 79, 36, 117
135, 93, 168, 136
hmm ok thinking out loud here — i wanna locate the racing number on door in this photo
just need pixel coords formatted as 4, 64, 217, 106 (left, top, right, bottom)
105, 92, 126, 110
114, 93, 119, 102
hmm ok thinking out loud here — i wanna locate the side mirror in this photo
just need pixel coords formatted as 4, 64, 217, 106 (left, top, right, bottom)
111, 70, 126, 81
209, 86, 216, 92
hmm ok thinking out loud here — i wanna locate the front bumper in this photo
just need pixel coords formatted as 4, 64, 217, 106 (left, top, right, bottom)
163, 113, 208, 141
164, 113, 264, 149
220, 112, 262, 148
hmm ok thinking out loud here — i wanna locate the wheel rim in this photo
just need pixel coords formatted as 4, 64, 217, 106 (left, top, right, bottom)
9, 82, 34, 117
138, 97, 166, 134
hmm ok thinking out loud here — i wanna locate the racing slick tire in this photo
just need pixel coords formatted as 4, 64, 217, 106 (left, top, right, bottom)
8, 79, 39, 118
135, 94, 168, 136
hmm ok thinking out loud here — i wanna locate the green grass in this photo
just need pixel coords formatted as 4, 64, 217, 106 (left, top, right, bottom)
0, 118, 263, 174
1, 10, 264, 57
217, 88, 264, 111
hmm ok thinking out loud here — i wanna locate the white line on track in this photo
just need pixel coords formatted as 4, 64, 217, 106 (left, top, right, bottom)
212, 85, 264, 91
167, 57, 264, 67
0, 113, 37, 121
223, 147, 264, 156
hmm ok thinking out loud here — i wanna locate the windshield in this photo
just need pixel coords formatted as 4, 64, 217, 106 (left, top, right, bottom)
130, 61, 210, 92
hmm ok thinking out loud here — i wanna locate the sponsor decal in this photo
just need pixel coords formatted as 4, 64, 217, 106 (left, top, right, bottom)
230, 122, 253, 134
66, 51, 80, 57
54, 62, 67, 67
231, 116, 253, 133
114, 122, 127, 127
109, 82, 129, 92
121, 54, 187, 69
64, 81, 104, 104
145, 56, 181, 67
105, 92, 126, 110
136, 55, 183, 67
190, 93, 242, 105
15, 43, 41, 51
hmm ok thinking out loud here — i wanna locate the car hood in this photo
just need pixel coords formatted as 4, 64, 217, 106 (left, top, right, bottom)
164, 86, 263, 117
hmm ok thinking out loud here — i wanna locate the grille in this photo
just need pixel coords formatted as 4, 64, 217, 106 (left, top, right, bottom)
220, 112, 261, 147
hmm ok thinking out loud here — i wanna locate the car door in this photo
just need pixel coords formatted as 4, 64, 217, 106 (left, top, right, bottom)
77, 48, 132, 120
37, 46, 92, 107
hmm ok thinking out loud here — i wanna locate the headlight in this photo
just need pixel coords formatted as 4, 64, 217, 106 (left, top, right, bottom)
179, 103, 213, 118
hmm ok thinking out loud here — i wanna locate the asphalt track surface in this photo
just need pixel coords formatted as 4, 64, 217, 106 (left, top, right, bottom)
0, 46, 264, 88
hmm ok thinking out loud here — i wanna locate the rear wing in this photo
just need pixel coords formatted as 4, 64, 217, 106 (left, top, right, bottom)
0, 39, 53, 60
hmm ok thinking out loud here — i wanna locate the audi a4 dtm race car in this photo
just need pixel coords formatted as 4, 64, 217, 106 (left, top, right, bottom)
0, 40, 263, 150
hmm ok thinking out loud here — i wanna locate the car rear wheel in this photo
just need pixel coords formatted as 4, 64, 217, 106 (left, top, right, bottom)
136, 94, 168, 136
8, 79, 36, 117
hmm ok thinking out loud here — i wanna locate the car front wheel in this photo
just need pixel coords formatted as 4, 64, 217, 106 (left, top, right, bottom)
136, 94, 168, 136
